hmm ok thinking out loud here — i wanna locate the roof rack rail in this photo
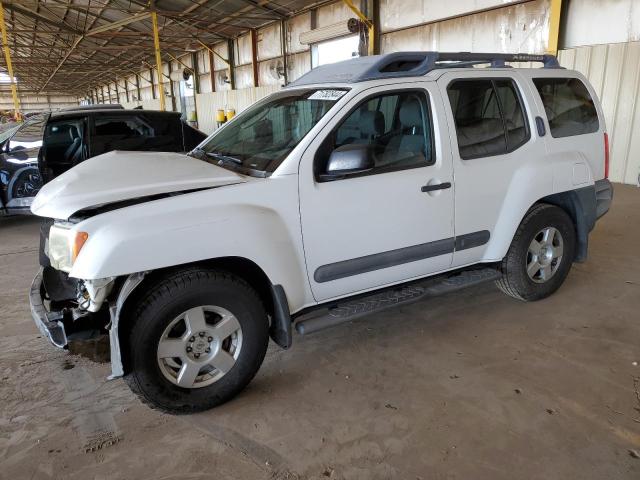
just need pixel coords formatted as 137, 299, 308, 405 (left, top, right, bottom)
287, 51, 561, 87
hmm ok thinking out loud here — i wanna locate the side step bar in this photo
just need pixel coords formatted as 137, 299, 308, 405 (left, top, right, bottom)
295, 267, 502, 335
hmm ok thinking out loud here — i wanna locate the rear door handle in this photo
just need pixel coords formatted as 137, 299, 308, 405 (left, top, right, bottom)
421, 182, 451, 193
535, 116, 546, 137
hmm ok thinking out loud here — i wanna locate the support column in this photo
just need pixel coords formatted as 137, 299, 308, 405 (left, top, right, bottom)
208, 47, 216, 92
151, 8, 166, 110
167, 61, 176, 111
280, 20, 288, 85
343, 0, 375, 56
250, 29, 259, 87
135, 74, 141, 102
0, 1, 20, 119
227, 39, 236, 90
150, 68, 156, 99
547, 0, 563, 55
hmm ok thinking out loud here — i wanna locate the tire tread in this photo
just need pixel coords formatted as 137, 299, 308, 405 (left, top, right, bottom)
124, 267, 266, 414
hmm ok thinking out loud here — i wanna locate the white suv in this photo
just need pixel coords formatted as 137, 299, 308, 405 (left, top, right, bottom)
30, 52, 613, 413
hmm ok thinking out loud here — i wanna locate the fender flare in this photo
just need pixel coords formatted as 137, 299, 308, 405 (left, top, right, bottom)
107, 272, 146, 379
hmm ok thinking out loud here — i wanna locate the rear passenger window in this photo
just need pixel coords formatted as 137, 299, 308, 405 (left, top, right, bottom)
447, 79, 529, 159
533, 78, 599, 138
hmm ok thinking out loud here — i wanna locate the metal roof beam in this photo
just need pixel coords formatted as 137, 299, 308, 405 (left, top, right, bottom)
3, 3, 82, 34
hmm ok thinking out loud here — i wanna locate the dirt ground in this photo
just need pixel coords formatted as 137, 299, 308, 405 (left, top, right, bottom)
1, 185, 639, 480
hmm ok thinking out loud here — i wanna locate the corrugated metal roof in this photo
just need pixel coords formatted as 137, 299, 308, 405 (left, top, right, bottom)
0, 0, 319, 95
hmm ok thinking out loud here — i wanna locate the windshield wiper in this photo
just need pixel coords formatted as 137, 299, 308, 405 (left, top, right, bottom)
190, 147, 242, 165
208, 152, 243, 165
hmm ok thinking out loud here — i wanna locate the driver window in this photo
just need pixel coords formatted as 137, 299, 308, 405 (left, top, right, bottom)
326, 90, 433, 174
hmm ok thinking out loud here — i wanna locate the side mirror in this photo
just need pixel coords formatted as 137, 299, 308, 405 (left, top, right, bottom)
319, 144, 374, 181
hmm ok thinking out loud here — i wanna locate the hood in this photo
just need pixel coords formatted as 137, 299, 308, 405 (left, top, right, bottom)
31, 150, 246, 219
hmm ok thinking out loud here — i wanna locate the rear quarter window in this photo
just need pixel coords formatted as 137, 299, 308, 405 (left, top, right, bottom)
532, 78, 599, 138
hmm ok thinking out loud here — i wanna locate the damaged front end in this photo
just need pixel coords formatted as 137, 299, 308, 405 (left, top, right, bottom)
30, 266, 115, 348
30, 219, 145, 378
29, 265, 144, 379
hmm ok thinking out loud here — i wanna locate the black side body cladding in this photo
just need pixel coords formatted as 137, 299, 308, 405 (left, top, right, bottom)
314, 231, 490, 283
541, 179, 612, 262
269, 284, 292, 349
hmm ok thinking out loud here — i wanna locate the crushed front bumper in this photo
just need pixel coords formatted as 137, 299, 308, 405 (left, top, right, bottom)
29, 268, 68, 348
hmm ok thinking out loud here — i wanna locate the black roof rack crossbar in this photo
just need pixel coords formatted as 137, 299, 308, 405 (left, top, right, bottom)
287, 51, 561, 87
432, 52, 559, 68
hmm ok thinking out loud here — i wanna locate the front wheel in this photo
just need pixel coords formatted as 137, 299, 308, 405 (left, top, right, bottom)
124, 268, 269, 414
496, 204, 576, 301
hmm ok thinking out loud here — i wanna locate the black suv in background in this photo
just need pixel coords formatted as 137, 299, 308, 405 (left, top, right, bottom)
0, 108, 206, 215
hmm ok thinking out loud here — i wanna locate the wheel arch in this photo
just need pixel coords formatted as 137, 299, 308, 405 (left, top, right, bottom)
536, 186, 596, 262
115, 256, 291, 376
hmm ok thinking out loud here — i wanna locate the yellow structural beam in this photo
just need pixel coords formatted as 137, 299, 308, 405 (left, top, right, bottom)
342, 0, 375, 56
151, 10, 166, 111
0, 1, 20, 119
547, 0, 563, 55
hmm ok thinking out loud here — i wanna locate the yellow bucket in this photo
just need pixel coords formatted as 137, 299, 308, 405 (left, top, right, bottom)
226, 109, 236, 120
215, 109, 226, 123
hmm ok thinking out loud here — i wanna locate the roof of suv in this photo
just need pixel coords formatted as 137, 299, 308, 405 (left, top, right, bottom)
49, 108, 182, 120
288, 51, 561, 88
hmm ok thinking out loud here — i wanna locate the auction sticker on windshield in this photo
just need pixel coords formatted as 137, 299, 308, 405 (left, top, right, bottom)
308, 90, 347, 101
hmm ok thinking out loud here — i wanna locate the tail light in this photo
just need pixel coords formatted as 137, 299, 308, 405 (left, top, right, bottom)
604, 132, 610, 179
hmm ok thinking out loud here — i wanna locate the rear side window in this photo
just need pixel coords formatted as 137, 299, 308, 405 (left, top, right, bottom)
447, 79, 529, 159
533, 78, 599, 138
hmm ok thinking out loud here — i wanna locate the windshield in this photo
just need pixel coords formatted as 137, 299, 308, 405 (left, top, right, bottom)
191, 88, 347, 175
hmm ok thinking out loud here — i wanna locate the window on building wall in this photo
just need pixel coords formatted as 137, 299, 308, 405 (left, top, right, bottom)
311, 35, 360, 68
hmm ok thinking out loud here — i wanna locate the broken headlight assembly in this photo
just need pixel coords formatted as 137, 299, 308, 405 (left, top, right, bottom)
47, 222, 89, 273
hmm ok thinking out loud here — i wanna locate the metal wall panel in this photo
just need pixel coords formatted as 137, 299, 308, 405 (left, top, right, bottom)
381, 0, 550, 53
258, 58, 285, 86
317, 1, 354, 27
562, 0, 640, 48
0, 94, 78, 113
234, 64, 253, 89
287, 51, 312, 82
213, 42, 230, 71
236, 33, 252, 66
380, 0, 529, 32
195, 85, 281, 134
559, 42, 640, 184
258, 23, 282, 60
287, 12, 311, 53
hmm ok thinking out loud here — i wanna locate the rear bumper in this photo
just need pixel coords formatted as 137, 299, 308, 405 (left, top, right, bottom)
595, 179, 613, 219
29, 268, 68, 348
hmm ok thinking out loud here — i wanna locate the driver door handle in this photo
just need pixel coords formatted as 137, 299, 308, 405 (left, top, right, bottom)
421, 182, 451, 193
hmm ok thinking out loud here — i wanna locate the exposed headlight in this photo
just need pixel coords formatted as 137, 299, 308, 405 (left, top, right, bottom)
48, 223, 89, 273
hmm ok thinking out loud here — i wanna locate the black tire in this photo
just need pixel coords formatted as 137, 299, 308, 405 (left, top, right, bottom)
124, 268, 269, 414
496, 203, 576, 302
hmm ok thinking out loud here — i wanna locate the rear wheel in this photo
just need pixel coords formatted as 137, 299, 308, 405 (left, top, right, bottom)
124, 268, 269, 414
496, 204, 576, 301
